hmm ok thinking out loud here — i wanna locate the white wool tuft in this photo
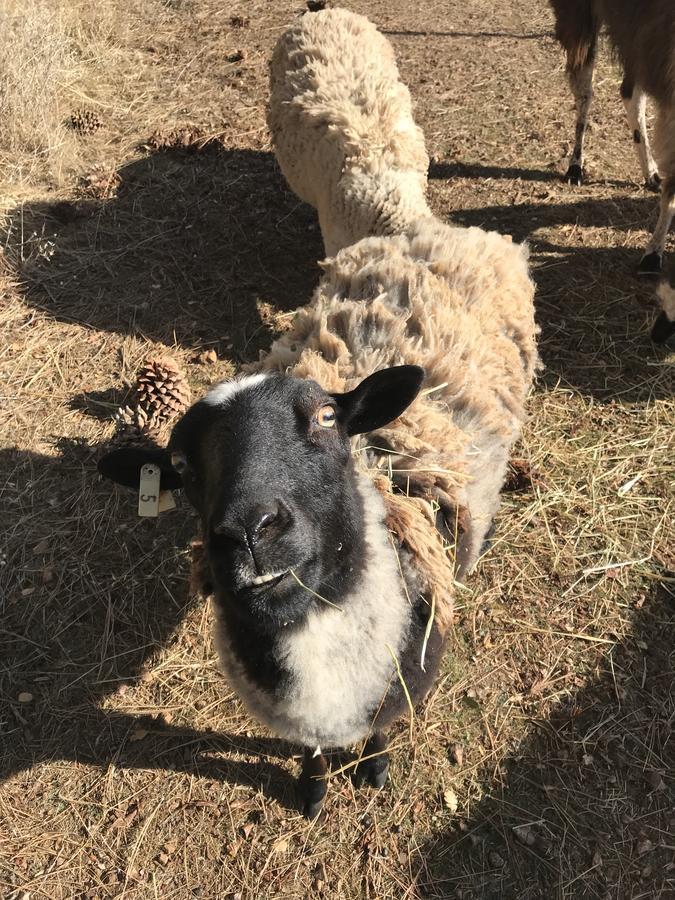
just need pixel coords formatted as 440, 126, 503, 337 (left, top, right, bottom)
203, 374, 268, 406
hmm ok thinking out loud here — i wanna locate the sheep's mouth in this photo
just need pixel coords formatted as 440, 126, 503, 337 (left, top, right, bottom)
237, 569, 290, 594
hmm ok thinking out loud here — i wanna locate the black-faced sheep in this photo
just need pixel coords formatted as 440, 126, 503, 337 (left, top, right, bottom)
267, 7, 431, 256
549, 0, 675, 342
99, 221, 538, 818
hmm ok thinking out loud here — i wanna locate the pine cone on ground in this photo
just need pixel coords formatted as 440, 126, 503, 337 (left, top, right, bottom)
134, 357, 191, 424
67, 108, 104, 135
108, 404, 162, 450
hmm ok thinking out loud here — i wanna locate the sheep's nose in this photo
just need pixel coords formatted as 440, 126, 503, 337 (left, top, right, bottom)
242, 500, 291, 545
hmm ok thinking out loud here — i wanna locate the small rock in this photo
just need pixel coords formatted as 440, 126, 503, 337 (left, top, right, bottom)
646, 770, 665, 792
488, 850, 505, 868
443, 787, 458, 814
512, 824, 536, 847
18, 692, 34, 703
636, 838, 653, 855
448, 742, 464, 766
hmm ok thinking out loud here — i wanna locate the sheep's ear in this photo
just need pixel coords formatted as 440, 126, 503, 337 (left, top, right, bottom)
333, 365, 425, 436
98, 447, 182, 491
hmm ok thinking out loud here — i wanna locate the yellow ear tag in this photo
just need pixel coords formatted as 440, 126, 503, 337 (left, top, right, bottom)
158, 490, 176, 513
138, 464, 161, 517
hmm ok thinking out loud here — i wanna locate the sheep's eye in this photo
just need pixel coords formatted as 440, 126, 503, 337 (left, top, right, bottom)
171, 451, 188, 473
315, 404, 336, 428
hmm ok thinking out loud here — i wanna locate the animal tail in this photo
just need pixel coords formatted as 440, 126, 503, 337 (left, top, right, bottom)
549, 0, 600, 71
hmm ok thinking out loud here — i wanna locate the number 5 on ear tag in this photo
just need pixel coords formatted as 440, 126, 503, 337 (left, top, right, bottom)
138, 464, 161, 517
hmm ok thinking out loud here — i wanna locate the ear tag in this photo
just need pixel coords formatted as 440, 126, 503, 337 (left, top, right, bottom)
158, 490, 176, 513
138, 464, 161, 517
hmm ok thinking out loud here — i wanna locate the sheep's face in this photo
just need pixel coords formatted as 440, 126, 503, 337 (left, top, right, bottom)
98, 366, 424, 632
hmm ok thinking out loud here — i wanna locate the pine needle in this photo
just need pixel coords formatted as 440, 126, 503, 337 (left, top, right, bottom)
289, 568, 343, 610
386, 643, 415, 743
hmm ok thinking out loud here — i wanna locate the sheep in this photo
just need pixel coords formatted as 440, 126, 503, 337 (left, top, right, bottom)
549, 0, 661, 192
550, 0, 675, 342
267, 7, 431, 256
98, 219, 538, 818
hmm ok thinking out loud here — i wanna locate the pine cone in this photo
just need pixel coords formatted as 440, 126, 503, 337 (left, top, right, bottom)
134, 357, 191, 424
108, 405, 162, 450
67, 108, 103, 135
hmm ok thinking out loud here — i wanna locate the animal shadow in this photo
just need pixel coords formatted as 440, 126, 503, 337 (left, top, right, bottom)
1, 144, 323, 359
413, 579, 675, 899
0, 444, 302, 812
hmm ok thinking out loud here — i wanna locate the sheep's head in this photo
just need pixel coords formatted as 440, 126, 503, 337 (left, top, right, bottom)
99, 366, 424, 631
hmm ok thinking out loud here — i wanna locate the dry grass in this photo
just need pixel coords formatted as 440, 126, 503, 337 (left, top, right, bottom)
0, 0, 82, 188
0, 0, 674, 898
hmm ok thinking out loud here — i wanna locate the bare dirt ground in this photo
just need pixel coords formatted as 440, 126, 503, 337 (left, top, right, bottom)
1, 1, 673, 898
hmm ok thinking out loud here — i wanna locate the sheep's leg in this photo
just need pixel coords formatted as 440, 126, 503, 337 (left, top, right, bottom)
639, 174, 675, 274
652, 273, 675, 343
564, 52, 596, 186
354, 732, 390, 789
297, 745, 328, 819
621, 78, 661, 192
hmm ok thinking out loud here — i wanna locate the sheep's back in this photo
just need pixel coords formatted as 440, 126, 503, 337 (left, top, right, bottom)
252, 227, 538, 516
268, 9, 428, 225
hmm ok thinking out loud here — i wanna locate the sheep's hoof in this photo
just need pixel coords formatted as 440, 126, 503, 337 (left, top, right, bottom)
297, 775, 326, 820
564, 164, 583, 186
651, 311, 675, 344
645, 172, 662, 193
353, 753, 390, 790
638, 251, 663, 275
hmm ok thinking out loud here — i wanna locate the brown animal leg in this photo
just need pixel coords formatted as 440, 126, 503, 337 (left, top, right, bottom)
565, 54, 596, 185
640, 174, 675, 275
621, 77, 661, 192
652, 275, 675, 344
549, 0, 600, 185
297, 746, 328, 819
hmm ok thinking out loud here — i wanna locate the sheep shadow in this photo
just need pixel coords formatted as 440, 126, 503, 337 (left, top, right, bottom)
0, 444, 304, 812
1, 144, 323, 359
381, 29, 551, 41
413, 578, 675, 899
428, 159, 638, 190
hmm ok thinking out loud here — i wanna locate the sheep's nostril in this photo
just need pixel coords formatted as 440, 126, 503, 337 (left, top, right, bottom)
246, 499, 291, 545
257, 509, 279, 533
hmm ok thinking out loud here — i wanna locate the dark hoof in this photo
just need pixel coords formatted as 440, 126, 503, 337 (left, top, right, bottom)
651, 311, 675, 344
299, 795, 324, 820
638, 251, 663, 275
297, 774, 327, 820
564, 164, 583, 186
645, 172, 662, 193
354, 753, 390, 790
